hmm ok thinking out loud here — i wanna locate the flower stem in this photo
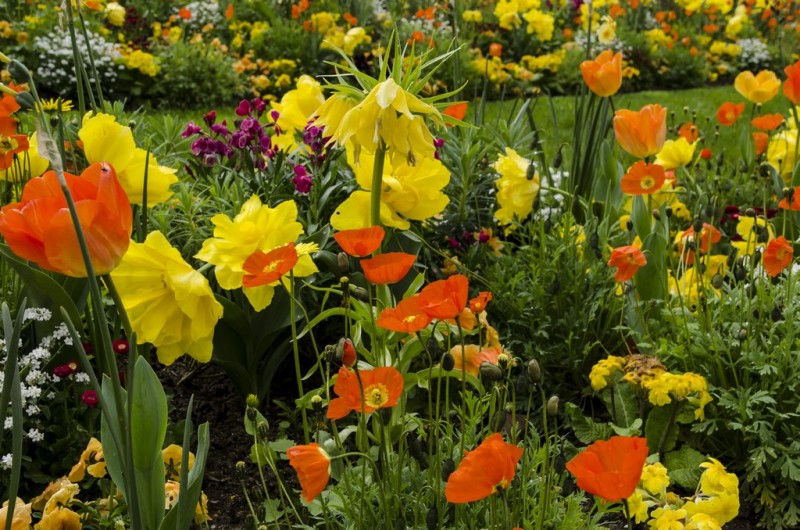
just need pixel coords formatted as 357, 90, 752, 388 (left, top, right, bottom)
370, 142, 387, 230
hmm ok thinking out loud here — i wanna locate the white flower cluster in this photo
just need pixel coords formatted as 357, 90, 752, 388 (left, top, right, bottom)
31, 26, 123, 97
737, 38, 772, 72
180, 0, 223, 29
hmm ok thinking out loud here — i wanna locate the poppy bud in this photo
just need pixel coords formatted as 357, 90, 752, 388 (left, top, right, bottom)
49, 114, 59, 127
379, 407, 393, 426
336, 338, 357, 367
652, 209, 661, 221
771, 306, 783, 322
526, 162, 537, 181
246, 407, 257, 421
497, 353, 510, 371
626, 218, 634, 232
589, 232, 599, 250
480, 362, 504, 381
753, 249, 762, 264
257, 421, 269, 439
441, 351, 455, 371
322, 344, 337, 363
553, 145, 564, 169
353, 287, 370, 302
692, 217, 704, 234
745, 208, 756, 217
337, 252, 350, 275
409, 435, 428, 468
734, 264, 746, 281
711, 274, 724, 289
236, 461, 246, 479
310, 394, 323, 411
8, 60, 31, 83
546, 395, 559, 416
544, 218, 553, 233
441, 457, 456, 482
737, 328, 748, 341
15, 91, 35, 110
246, 394, 259, 408
550, 278, 560, 295
426, 337, 440, 357
716, 153, 724, 168
528, 359, 541, 383
426, 507, 439, 530
784, 187, 793, 200
665, 206, 673, 218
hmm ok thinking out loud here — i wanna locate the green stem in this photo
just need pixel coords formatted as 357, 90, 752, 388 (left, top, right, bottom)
370, 142, 387, 230
289, 271, 310, 443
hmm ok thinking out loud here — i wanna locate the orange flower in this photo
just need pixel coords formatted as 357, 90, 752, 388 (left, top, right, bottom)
445, 433, 523, 503
242, 243, 298, 288
579, 50, 623, 98
326, 366, 404, 420
751, 113, 783, 131
779, 188, 800, 211
0, 83, 20, 117
682, 223, 721, 254
489, 43, 503, 58
418, 274, 469, 320
678, 122, 699, 143
752, 132, 769, 156
360, 252, 416, 284
443, 102, 468, 123
343, 12, 358, 25
763, 236, 793, 277
734, 70, 781, 104
410, 31, 425, 44
700, 148, 712, 160
377, 295, 432, 333
784, 59, 800, 105
613, 104, 667, 158
0, 162, 132, 277
225, 3, 234, 20
469, 291, 492, 313
566, 436, 648, 502
0, 116, 28, 171
286, 443, 331, 502
334, 226, 385, 257
620, 161, 666, 195
178, 7, 191, 19
607, 246, 646, 282
716, 102, 745, 126
449, 344, 501, 376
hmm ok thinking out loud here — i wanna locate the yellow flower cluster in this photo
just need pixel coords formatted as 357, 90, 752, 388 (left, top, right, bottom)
123, 49, 161, 77
322, 26, 372, 56
645, 29, 672, 51
493, 147, 540, 227
643, 371, 712, 420
462, 10, 483, 23
708, 41, 741, 58
309, 11, 339, 34
521, 50, 566, 72
0, 20, 15, 39
472, 55, 512, 86
675, 0, 733, 14
589, 354, 626, 391
493, 0, 553, 41
523, 9, 555, 41
628, 457, 739, 529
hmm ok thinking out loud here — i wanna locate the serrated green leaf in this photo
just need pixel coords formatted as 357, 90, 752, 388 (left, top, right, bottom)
663, 445, 706, 490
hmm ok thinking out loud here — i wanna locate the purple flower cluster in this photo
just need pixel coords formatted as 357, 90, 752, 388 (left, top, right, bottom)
301, 121, 332, 166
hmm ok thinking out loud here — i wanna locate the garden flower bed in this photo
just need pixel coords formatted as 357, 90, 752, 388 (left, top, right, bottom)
1, 1, 800, 529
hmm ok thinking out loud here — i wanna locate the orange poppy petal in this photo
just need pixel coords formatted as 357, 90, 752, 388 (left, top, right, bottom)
242, 243, 299, 287
334, 226, 385, 257
286, 444, 331, 502
566, 436, 649, 503
360, 252, 416, 285
376, 295, 432, 333
445, 433, 523, 503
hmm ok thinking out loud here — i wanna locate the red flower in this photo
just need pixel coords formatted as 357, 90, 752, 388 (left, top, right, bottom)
489, 43, 503, 57
360, 252, 416, 285
417, 274, 469, 320
469, 291, 492, 313
53, 362, 79, 378
751, 113, 783, 131
566, 436, 649, 503
286, 443, 331, 502
445, 433, 523, 503
620, 161, 666, 195
242, 243, 298, 288
334, 226, 384, 257
607, 246, 646, 282
716, 102, 745, 126
81, 390, 99, 407
340, 338, 357, 367
326, 366, 404, 420
178, 7, 192, 19
763, 236, 793, 277
376, 295, 432, 333
112, 338, 130, 355
700, 148, 712, 160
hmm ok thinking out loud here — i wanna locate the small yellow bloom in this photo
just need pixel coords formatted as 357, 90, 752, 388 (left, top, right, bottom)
649, 506, 687, 530
462, 10, 483, 23
589, 355, 626, 391
655, 138, 697, 169
162, 444, 196, 481
699, 458, 739, 497
627, 490, 651, 524
734, 70, 781, 104
641, 462, 670, 495
493, 148, 539, 227
685, 513, 722, 530
104, 2, 125, 26
684, 494, 739, 526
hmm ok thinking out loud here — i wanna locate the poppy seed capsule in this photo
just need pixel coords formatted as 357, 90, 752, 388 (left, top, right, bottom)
738, 328, 748, 341
546, 395, 559, 416
528, 359, 541, 383
257, 421, 269, 439
337, 252, 350, 274
353, 287, 369, 302
246, 394, 259, 408
480, 362, 504, 381
441, 351, 455, 371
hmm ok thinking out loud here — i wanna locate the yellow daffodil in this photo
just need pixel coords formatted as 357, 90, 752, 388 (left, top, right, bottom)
194, 197, 317, 311
79, 112, 178, 205
734, 70, 781, 104
655, 138, 697, 169
641, 462, 670, 495
112, 231, 223, 365
0, 499, 32, 530
330, 146, 450, 230
271, 75, 325, 151
493, 147, 539, 227
1, 131, 49, 181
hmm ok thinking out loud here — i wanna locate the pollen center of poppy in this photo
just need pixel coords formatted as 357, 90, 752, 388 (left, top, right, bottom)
0, 137, 17, 153
402, 315, 417, 323
640, 176, 655, 190
364, 383, 389, 408
263, 259, 285, 273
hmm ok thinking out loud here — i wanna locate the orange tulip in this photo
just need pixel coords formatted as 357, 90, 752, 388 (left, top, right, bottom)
734, 70, 781, 104
242, 243, 298, 287
326, 366, 404, 420
469, 291, 492, 313
763, 236, 793, 277
613, 104, 667, 158
0, 162, 132, 277
566, 436, 649, 503
286, 443, 331, 502
784, 59, 800, 105
715, 102, 745, 126
360, 252, 416, 285
751, 113, 783, 131
334, 226, 384, 257
620, 161, 666, 195
376, 295, 432, 333
580, 50, 623, 97
417, 274, 469, 320
445, 433, 523, 503
607, 246, 646, 282
752, 132, 769, 156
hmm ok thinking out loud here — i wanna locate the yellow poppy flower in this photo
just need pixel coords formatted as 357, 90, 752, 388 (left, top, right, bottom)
655, 138, 697, 169
733, 70, 781, 104
767, 129, 798, 182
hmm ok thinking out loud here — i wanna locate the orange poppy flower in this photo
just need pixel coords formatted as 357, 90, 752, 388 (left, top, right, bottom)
242, 243, 298, 288
225, 3, 234, 20
0, 162, 132, 277
580, 50, 623, 98
343, 12, 358, 25
469, 291, 492, 313
417, 274, 469, 320
700, 148, 712, 160
716, 102, 745, 126
751, 113, 783, 131
0, 83, 20, 117
443, 102, 468, 123
678, 122, 699, 143
566, 436, 648, 502
763, 236, 793, 277
607, 246, 646, 282
334, 226, 385, 257
752, 132, 769, 156
286, 443, 331, 502
784, 59, 800, 105
0, 116, 29, 171
489, 43, 503, 58
377, 295, 432, 333
449, 344, 501, 376
613, 104, 667, 158
360, 252, 416, 284
178, 7, 192, 19
326, 366, 404, 420
779, 188, 800, 211
620, 161, 666, 195
445, 433, 523, 503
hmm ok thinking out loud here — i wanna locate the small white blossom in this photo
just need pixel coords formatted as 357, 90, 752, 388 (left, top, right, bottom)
23, 308, 52, 322
0, 454, 12, 470
74, 372, 91, 384
27, 428, 44, 443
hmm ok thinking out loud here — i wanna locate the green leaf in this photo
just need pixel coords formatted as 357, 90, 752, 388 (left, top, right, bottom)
631, 195, 652, 240
663, 445, 706, 490
602, 382, 640, 428
565, 402, 613, 444
634, 230, 668, 301
161, 423, 210, 530
268, 439, 296, 453
645, 405, 678, 454
413, 367, 483, 392
100, 376, 127, 498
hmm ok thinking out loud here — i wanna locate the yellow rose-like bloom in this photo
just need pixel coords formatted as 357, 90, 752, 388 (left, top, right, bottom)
462, 9, 482, 22
589, 355, 626, 391
79, 112, 177, 205
195, 197, 317, 311
767, 129, 798, 182
330, 146, 450, 230
655, 138, 697, 169
112, 231, 223, 365
734, 70, 781, 104
37, 507, 82, 530
493, 147, 539, 227
1, 131, 49, 181
322, 78, 440, 164
0, 499, 32, 530
523, 9, 555, 41
271, 75, 325, 151
684, 494, 739, 526
641, 462, 670, 495
699, 458, 739, 497
685, 513, 722, 530
649, 506, 687, 530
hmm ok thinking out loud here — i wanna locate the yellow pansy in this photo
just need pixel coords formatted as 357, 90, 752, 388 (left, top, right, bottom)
163, 444, 195, 481
79, 112, 177, 205
112, 231, 224, 365
330, 146, 450, 230
36, 507, 82, 530
1, 131, 49, 181
655, 138, 697, 169
194, 197, 317, 311
68, 437, 104, 482
493, 147, 539, 227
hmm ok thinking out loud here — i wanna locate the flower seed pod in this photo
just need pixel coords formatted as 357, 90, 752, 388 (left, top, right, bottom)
426, 507, 439, 530
441, 351, 455, 371
480, 361, 504, 381
257, 421, 269, 440
711, 274, 724, 289
246, 394, 259, 409
353, 287, 370, 302
441, 458, 456, 482
528, 359, 541, 383
546, 395, 560, 416
337, 252, 350, 275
